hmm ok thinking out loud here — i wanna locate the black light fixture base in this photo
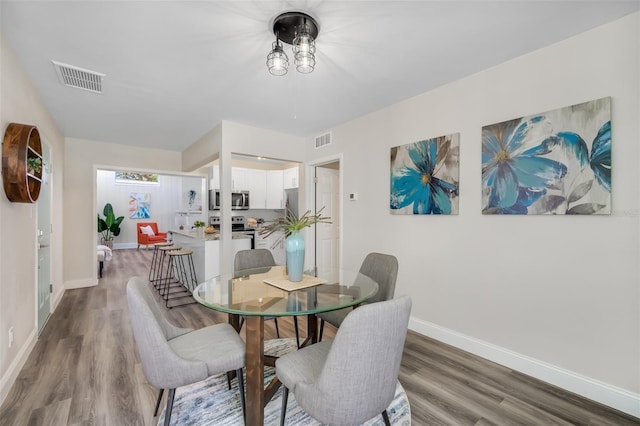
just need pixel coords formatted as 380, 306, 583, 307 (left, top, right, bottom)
272, 12, 318, 45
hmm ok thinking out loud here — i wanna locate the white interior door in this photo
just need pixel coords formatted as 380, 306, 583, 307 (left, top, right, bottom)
315, 164, 340, 270
37, 144, 52, 333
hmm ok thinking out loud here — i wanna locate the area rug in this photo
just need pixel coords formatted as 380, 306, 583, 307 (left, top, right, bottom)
158, 338, 411, 425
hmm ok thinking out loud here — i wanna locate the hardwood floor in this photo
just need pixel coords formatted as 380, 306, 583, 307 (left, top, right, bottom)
1, 248, 637, 425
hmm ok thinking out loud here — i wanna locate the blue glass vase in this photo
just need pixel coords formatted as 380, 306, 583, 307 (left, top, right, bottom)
285, 231, 305, 282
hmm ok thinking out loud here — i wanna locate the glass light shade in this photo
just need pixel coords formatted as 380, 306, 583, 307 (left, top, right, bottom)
295, 51, 315, 73
293, 30, 316, 74
266, 41, 289, 76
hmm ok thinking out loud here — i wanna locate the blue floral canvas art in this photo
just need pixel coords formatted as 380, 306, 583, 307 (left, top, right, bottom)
482, 97, 611, 215
390, 133, 460, 215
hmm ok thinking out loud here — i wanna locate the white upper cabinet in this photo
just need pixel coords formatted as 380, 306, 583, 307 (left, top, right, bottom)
214, 163, 287, 210
266, 170, 284, 209
232, 167, 249, 191
283, 166, 299, 189
244, 168, 267, 209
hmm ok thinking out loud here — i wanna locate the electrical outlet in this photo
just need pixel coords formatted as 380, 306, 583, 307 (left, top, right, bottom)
8, 327, 14, 348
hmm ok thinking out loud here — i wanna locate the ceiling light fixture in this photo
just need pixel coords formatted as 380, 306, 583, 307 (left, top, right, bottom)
267, 12, 319, 76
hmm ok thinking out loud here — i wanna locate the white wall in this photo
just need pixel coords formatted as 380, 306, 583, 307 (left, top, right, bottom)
306, 13, 639, 414
64, 138, 183, 288
0, 32, 65, 405
182, 123, 221, 172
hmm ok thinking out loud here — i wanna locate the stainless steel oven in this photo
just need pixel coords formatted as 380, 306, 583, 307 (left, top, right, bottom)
209, 216, 256, 249
209, 190, 249, 210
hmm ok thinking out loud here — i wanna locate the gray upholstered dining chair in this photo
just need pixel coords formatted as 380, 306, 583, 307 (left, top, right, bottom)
276, 295, 412, 426
318, 252, 399, 341
234, 249, 301, 348
126, 277, 246, 426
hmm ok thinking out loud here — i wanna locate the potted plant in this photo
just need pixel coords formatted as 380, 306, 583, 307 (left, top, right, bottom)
27, 157, 42, 176
97, 203, 124, 248
193, 220, 206, 238
259, 208, 331, 282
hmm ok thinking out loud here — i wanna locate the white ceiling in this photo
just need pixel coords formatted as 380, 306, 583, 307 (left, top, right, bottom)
2, 1, 638, 152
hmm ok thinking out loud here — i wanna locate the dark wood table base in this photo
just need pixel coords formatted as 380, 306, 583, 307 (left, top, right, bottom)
232, 313, 318, 426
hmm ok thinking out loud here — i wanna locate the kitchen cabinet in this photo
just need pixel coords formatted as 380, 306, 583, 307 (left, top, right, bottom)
283, 166, 299, 189
266, 170, 284, 209
244, 168, 267, 209
171, 230, 251, 281
232, 167, 249, 191
256, 230, 285, 265
212, 165, 285, 210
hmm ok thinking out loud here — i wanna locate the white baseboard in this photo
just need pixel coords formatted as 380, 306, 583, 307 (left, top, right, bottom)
0, 328, 37, 407
51, 287, 65, 310
65, 278, 97, 289
409, 317, 640, 418
114, 242, 138, 250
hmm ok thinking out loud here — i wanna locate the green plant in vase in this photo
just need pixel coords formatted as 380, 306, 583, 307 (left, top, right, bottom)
259, 208, 331, 281
97, 203, 124, 248
193, 220, 206, 238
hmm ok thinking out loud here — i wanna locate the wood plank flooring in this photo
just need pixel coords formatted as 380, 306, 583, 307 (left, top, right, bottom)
1, 248, 637, 425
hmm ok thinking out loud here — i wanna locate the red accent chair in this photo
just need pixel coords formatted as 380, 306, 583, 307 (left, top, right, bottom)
137, 222, 167, 250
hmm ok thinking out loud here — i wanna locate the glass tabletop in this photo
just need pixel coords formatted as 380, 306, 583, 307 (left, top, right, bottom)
193, 265, 379, 316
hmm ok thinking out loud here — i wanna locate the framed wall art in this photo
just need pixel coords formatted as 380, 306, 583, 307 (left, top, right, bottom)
482, 97, 611, 215
129, 192, 151, 219
390, 133, 460, 215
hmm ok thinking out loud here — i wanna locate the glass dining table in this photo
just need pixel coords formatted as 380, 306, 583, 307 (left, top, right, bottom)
192, 265, 379, 426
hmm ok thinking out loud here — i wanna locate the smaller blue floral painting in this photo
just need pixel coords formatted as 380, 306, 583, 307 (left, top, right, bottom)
129, 192, 151, 219
482, 97, 611, 215
390, 133, 460, 215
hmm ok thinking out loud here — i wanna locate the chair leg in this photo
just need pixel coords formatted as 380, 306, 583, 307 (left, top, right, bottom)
164, 388, 176, 426
382, 409, 391, 426
274, 317, 280, 338
293, 316, 300, 348
280, 386, 289, 426
236, 368, 246, 423
319, 319, 325, 342
153, 388, 164, 417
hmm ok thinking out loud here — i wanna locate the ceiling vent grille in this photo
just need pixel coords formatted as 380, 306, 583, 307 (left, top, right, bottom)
52, 60, 105, 94
315, 132, 332, 149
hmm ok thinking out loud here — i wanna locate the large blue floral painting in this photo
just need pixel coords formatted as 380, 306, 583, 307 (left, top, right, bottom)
390, 133, 460, 215
482, 97, 611, 215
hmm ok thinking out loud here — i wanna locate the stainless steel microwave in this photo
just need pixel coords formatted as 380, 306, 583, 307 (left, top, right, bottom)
209, 190, 250, 210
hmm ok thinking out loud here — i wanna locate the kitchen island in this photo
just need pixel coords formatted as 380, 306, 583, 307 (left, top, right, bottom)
169, 229, 251, 282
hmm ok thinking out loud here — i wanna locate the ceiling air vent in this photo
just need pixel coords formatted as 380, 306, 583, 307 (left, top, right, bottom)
52, 60, 105, 94
315, 132, 332, 149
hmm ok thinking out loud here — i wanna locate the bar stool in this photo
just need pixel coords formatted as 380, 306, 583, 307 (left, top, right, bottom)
155, 245, 182, 294
161, 249, 198, 308
149, 242, 174, 285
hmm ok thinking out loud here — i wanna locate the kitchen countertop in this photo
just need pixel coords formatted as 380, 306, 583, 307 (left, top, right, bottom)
170, 229, 251, 241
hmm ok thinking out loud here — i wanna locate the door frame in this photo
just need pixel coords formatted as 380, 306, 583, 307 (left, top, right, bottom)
36, 141, 53, 334
305, 153, 343, 271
